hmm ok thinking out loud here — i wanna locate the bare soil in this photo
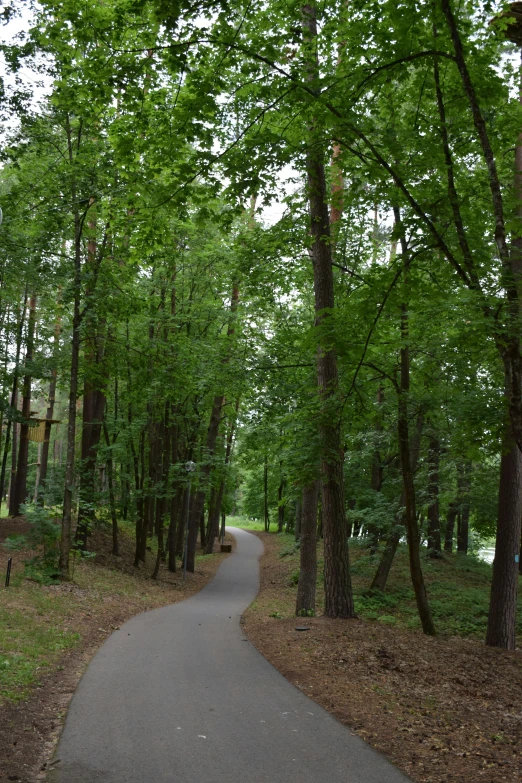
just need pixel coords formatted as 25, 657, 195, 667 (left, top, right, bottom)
0, 519, 233, 783
242, 532, 522, 783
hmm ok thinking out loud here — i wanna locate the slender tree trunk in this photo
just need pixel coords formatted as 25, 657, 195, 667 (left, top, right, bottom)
38, 308, 61, 503
444, 501, 458, 553
426, 435, 442, 557
294, 495, 302, 542
0, 293, 27, 506
370, 413, 423, 592
395, 208, 435, 635
302, 2, 354, 619
205, 398, 239, 554
457, 461, 471, 554
185, 394, 223, 572
103, 418, 119, 556
296, 480, 319, 616
60, 174, 83, 578
277, 461, 285, 533
263, 454, 270, 532
8, 391, 19, 516
367, 386, 384, 553
13, 292, 37, 516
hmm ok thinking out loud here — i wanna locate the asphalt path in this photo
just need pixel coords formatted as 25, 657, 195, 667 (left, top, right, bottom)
48, 527, 410, 783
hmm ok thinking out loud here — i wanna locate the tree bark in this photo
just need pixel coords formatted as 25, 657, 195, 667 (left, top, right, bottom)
0, 293, 27, 506
38, 308, 61, 503
370, 412, 423, 592
457, 461, 471, 554
426, 435, 442, 557
395, 208, 435, 636
444, 501, 458, 553
60, 128, 83, 580
13, 292, 37, 516
302, 2, 354, 619
296, 480, 319, 616
486, 438, 522, 649
103, 418, 118, 556
263, 454, 270, 532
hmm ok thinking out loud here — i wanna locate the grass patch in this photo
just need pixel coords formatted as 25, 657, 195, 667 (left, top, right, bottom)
0, 523, 231, 704
226, 515, 265, 531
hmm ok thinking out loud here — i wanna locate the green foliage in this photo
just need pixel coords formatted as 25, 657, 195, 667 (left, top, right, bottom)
5, 503, 61, 584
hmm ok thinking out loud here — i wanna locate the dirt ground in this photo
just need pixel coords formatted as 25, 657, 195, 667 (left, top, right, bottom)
0, 518, 233, 783
242, 532, 522, 783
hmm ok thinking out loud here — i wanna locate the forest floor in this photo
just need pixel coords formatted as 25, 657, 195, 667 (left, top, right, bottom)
0, 517, 234, 783
242, 531, 522, 783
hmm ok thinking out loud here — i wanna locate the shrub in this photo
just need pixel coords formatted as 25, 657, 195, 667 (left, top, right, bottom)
5, 503, 61, 583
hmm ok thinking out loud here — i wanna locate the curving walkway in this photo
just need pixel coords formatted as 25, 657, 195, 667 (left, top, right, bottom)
48, 528, 410, 782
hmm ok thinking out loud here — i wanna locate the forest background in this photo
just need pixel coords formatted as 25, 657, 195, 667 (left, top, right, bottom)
0, 0, 521, 684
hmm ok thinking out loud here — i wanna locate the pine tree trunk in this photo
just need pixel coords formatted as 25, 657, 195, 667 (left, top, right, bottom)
296, 481, 319, 616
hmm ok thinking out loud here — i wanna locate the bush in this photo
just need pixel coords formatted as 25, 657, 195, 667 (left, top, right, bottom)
5, 503, 61, 583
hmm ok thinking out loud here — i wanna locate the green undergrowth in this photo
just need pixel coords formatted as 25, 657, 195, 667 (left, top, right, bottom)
228, 515, 266, 531
0, 523, 222, 704
265, 533, 522, 640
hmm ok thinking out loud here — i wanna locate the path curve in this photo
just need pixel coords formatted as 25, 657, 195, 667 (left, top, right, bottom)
49, 528, 410, 782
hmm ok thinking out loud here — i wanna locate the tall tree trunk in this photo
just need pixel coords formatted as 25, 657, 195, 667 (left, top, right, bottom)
457, 461, 471, 554
395, 208, 435, 636
294, 494, 302, 542
370, 412, 423, 592
486, 438, 522, 649
302, 2, 354, 619
367, 386, 384, 553
296, 480, 319, 616
426, 435, 442, 557
103, 417, 119, 556
60, 138, 83, 579
444, 501, 458, 553
0, 293, 27, 506
12, 293, 37, 516
185, 394, 223, 573
205, 397, 239, 554
38, 307, 61, 504
277, 461, 285, 533
263, 454, 270, 532
7, 390, 19, 516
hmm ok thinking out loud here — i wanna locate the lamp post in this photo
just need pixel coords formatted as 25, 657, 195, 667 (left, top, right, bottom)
183, 461, 196, 581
